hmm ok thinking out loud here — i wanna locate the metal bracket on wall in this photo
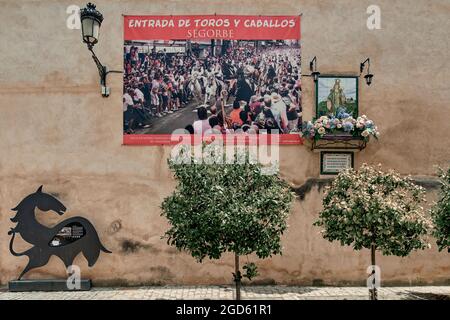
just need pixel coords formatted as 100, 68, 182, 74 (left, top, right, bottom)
311, 134, 367, 151
87, 45, 122, 97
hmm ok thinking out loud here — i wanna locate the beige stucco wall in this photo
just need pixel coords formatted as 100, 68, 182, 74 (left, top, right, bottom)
0, 0, 449, 286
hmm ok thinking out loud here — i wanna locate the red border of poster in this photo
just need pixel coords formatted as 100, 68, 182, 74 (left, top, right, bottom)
124, 15, 300, 40
123, 134, 303, 145
123, 15, 302, 145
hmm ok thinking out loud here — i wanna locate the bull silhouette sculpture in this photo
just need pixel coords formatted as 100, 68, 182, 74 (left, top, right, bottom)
8, 186, 111, 280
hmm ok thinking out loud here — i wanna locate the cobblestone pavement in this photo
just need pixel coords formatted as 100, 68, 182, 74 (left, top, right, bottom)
0, 286, 449, 300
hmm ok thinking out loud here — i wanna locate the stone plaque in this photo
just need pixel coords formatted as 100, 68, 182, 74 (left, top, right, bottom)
321, 152, 354, 174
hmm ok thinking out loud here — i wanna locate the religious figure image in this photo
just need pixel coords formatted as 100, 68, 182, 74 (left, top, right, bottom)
316, 76, 358, 118
326, 79, 346, 115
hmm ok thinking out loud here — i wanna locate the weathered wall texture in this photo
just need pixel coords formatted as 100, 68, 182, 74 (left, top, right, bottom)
0, 0, 449, 286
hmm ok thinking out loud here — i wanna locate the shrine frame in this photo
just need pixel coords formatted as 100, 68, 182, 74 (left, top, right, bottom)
315, 75, 359, 118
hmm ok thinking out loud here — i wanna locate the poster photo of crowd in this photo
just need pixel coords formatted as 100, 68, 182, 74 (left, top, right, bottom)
123, 15, 301, 145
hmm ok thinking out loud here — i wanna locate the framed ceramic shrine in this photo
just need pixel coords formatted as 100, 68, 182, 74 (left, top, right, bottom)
315, 75, 359, 118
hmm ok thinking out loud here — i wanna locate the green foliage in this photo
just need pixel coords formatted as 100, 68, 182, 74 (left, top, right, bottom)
161, 145, 294, 266
317, 100, 357, 118
314, 164, 432, 257
243, 262, 259, 280
431, 167, 450, 251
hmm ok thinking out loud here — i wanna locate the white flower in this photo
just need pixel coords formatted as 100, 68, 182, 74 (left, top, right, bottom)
356, 121, 365, 129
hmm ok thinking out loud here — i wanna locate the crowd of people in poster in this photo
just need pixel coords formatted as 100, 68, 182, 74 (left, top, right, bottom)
123, 39, 302, 135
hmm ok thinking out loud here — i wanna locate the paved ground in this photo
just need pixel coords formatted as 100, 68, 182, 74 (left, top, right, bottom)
0, 286, 449, 300
134, 99, 234, 134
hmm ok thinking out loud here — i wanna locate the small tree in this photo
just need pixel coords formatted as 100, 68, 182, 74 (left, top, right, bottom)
431, 167, 450, 252
314, 164, 431, 300
161, 145, 294, 300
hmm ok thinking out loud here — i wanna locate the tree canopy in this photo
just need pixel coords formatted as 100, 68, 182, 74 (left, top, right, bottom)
161, 146, 294, 263
431, 167, 450, 251
314, 164, 432, 256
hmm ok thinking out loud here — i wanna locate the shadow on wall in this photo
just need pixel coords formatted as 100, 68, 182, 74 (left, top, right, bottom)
291, 177, 441, 201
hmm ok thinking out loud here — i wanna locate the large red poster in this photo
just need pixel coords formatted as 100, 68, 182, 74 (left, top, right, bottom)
123, 15, 302, 145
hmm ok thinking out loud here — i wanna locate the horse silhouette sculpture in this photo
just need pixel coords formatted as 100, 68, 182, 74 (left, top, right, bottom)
8, 186, 111, 280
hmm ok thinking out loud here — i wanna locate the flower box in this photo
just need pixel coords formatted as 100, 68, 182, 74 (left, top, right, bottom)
302, 113, 379, 151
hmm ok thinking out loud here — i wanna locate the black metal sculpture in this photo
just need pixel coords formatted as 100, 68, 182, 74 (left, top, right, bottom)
8, 186, 111, 280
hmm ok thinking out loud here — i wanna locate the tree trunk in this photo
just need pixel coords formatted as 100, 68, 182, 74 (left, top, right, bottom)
234, 254, 241, 300
369, 244, 378, 300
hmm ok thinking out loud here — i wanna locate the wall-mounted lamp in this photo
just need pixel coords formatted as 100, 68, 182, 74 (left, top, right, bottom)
80, 3, 122, 97
309, 56, 320, 82
360, 58, 374, 86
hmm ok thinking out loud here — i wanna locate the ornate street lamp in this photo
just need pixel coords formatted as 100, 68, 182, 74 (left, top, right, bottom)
80, 3, 121, 97
309, 56, 320, 82
360, 58, 374, 86
80, 2, 103, 47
